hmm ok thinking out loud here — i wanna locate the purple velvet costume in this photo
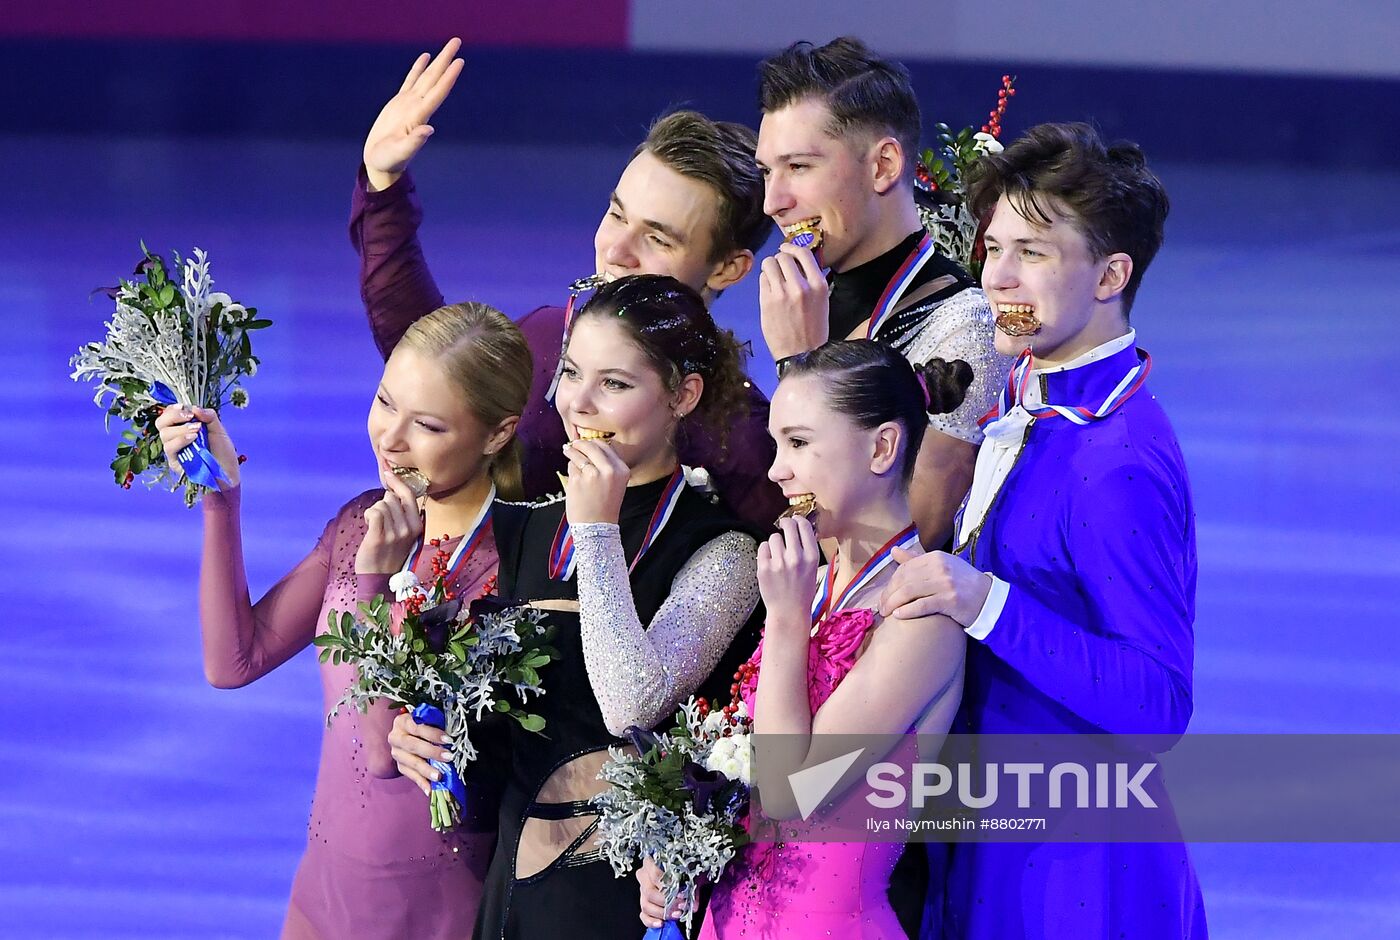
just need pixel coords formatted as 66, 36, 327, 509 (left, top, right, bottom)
201, 488, 496, 939
933, 340, 1207, 938
349, 167, 785, 527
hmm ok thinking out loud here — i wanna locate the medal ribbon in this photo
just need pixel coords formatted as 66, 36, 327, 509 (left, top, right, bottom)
866, 234, 940, 340
548, 466, 687, 581
398, 485, 496, 593
810, 523, 920, 626
977, 347, 1154, 429
547, 275, 606, 401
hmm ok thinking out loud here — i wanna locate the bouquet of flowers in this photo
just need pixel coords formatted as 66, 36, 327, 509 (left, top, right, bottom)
70, 245, 269, 506
316, 541, 557, 832
916, 74, 1019, 278
594, 696, 754, 938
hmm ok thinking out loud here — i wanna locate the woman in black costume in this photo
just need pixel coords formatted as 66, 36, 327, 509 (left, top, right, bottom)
390, 275, 763, 938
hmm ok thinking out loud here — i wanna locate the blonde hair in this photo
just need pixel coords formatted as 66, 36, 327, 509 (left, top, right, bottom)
398, 303, 533, 500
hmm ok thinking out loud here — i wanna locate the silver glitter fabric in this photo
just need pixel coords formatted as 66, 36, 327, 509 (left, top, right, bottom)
892, 285, 1013, 445
571, 522, 760, 736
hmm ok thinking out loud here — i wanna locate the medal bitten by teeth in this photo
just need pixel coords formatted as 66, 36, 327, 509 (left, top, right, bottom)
390, 466, 431, 499
776, 494, 817, 524
996, 305, 1042, 337
783, 220, 823, 251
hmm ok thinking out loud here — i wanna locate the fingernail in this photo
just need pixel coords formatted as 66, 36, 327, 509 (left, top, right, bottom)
431, 769, 441, 781
441, 751, 453, 761
440, 734, 454, 744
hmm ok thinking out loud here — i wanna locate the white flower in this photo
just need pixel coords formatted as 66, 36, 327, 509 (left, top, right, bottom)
229, 387, 249, 408
388, 570, 422, 602
703, 737, 735, 772
702, 735, 751, 785
972, 132, 1004, 155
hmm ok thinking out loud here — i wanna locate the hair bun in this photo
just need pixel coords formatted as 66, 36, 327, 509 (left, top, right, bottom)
1106, 141, 1148, 169
914, 357, 974, 415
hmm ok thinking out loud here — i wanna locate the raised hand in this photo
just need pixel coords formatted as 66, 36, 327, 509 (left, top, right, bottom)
355, 468, 426, 575
756, 514, 821, 628
759, 241, 830, 361
363, 38, 466, 192
562, 439, 630, 525
154, 404, 240, 489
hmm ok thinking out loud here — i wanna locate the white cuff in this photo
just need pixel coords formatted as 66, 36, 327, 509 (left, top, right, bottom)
964, 576, 1010, 641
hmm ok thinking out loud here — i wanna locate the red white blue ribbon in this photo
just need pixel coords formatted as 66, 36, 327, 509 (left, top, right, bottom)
810, 523, 920, 626
548, 467, 687, 581
977, 347, 1153, 429
397, 485, 496, 595
547, 275, 607, 402
866, 234, 940, 340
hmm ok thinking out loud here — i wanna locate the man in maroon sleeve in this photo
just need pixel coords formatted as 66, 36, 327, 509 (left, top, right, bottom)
349, 38, 783, 526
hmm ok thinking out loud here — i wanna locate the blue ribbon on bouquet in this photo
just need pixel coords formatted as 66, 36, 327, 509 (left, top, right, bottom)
644, 922, 685, 940
411, 703, 466, 808
150, 383, 230, 489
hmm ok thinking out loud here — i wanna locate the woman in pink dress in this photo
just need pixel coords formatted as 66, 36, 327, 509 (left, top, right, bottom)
640, 340, 973, 938
154, 303, 533, 939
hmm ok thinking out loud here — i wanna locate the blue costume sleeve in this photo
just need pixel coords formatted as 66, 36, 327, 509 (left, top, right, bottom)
980, 460, 1196, 736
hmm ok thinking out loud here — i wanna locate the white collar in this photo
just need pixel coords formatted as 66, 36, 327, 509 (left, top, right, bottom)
1031, 329, 1137, 376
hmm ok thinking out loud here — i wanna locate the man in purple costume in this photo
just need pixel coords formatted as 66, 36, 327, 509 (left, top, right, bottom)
349, 39, 783, 525
880, 123, 1207, 938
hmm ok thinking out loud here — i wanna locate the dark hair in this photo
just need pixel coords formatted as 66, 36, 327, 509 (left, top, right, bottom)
573, 274, 750, 454
758, 37, 921, 182
967, 122, 1169, 316
637, 110, 772, 261
781, 340, 972, 482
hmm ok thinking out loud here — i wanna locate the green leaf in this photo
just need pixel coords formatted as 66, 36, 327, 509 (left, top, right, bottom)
246, 318, 273, 330
515, 713, 546, 733
494, 700, 512, 713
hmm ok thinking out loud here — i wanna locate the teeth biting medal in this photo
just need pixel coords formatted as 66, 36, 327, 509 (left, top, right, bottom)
996, 303, 1042, 337
782, 219, 823, 251
776, 493, 817, 524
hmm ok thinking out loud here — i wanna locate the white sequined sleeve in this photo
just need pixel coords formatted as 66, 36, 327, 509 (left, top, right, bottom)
895, 286, 1013, 446
571, 522, 760, 736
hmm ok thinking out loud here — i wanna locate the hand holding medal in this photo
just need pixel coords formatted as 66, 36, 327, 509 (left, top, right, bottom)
562, 433, 629, 525
759, 228, 830, 361
356, 468, 427, 576
757, 514, 822, 630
